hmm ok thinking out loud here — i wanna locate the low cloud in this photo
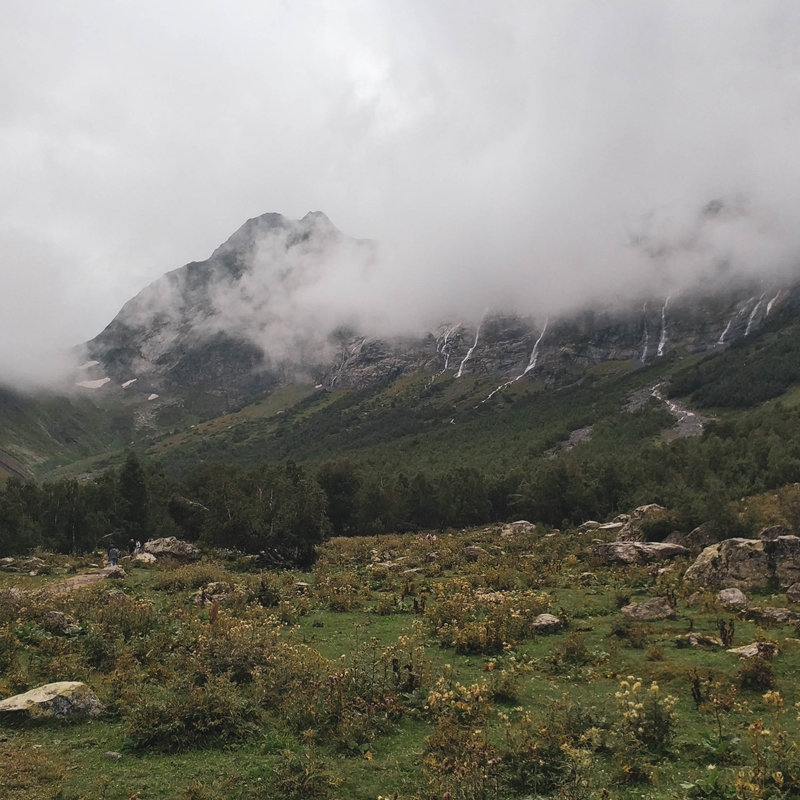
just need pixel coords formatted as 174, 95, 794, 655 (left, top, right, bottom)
2, 1, 800, 387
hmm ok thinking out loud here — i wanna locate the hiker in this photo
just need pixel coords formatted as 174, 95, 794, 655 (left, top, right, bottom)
108, 545, 120, 568
129, 539, 136, 555
134, 540, 142, 554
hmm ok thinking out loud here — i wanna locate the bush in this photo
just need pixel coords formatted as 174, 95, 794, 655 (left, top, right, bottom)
737, 656, 775, 692
122, 674, 262, 752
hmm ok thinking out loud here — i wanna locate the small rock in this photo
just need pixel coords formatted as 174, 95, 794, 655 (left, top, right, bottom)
622, 596, 676, 620
787, 583, 800, 603
500, 520, 534, 540
718, 587, 748, 607
293, 582, 312, 594
103, 751, 122, 761
133, 552, 157, 564
533, 613, 564, 634
685, 591, 705, 607
758, 526, 791, 541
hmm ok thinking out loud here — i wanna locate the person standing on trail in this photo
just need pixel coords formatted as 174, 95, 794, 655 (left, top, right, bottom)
129, 539, 136, 556
108, 545, 120, 568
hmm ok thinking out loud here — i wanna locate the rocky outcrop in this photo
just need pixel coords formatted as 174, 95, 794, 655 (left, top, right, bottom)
0, 682, 103, 718
621, 596, 676, 620
588, 541, 688, 565
133, 551, 157, 564
463, 545, 490, 562
144, 537, 201, 561
684, 536, 800, 591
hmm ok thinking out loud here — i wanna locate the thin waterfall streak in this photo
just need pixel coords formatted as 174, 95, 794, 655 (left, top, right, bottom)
455, 313, 486, 378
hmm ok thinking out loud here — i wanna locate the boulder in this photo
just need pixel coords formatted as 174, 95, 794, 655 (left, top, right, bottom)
728, 642, 779, 659
617, 504, 668, 542
500, 520, 534, 540
144, 537, 201, 561
718, 588, 748, 607
193, 581, 233, 606
588, 541, 688, 566
684, 538, 770, 591
293, 582, 312, 595
0, 682, 103, 718
676, 632, 723, 648
745, 607, 800, 624
133, 552, 157, 564
685, 536, 800, 591
759, 526, 791, 541
463, 546, 490, 562
621, 596, 676, 620
578, 520, 601, 531
533, 613, 564, 634
787, 583, 800, 603
103, 566, 126, 580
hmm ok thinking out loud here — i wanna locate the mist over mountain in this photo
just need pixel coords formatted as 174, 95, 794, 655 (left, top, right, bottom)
60, 202, 792, 413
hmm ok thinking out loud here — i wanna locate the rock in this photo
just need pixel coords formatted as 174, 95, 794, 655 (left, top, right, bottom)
684, 538, 770, 591
533, 613, 564, 633
718, 588, 748, 607
104, 566, 126, 580
293, 582, 312, 594
588, 541, 688, 566
685, 536, 800, 591
0, 682, 103, 718
759, 526, 791, 541
500, 520, 534, 540
40, 611, 78, 636
621, 596, 676, 620
0, 557, 15, 571
103, 751, 122, 761
728, 642, 779, 659
401, 568, 423, 576
463, 546, 490, 562
787, 583, 800, 603
598, 522, 625, 532
676, 632, 724, 648
578, 520, 601, 531
685, 591, 705, 607
475, 590, 506, 604
579, 572, 597, 585
144, 537, 201, 561
616, 504, 668, 542
193, 581, 232, 606
745, 607, 800, 624
133, 552, 157, 564
0, 587, 24, 600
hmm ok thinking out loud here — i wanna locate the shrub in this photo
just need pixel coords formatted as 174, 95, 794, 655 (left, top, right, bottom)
122, 674, 262, 752
737, 656, 774, 692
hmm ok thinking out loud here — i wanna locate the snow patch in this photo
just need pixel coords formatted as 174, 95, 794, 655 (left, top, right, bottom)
121, 379, 137, 389
77, 360, 99, 370
148, 394, 159, 401
76, 377, 111, 389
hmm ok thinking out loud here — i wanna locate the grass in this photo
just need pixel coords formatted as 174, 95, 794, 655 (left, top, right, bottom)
3, 527, 800, 798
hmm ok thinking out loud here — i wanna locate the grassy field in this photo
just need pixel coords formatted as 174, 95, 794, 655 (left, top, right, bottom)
2, 526, 800, 799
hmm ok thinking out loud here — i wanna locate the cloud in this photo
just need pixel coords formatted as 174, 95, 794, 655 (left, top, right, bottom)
1, 1, 800, 386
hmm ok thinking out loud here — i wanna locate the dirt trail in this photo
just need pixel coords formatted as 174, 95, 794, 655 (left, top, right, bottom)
45, 566, 120, 595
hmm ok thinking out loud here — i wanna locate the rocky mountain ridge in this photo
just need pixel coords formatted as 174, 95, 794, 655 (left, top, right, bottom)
75, 211, 797, 410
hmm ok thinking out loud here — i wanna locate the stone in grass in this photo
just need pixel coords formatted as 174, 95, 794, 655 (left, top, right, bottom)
533, 613, 564, 634
621, 596, 676, 621
463, 546, 490, 562
728, 642, 779, 660
0, 682, 103, 718
676, 632, 724, 649
787, 583, 800, 603
104, 566, 126, 580
745, 607, 800, 624
718, 587, 748, 607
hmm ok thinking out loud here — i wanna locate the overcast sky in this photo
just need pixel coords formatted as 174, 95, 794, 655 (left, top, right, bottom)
2, 1, 800, 385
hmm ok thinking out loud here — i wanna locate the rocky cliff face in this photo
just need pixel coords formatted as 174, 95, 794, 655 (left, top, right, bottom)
75, 211, 795, 408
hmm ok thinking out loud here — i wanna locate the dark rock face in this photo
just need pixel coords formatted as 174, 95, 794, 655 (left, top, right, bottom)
75, 211, 794, 411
